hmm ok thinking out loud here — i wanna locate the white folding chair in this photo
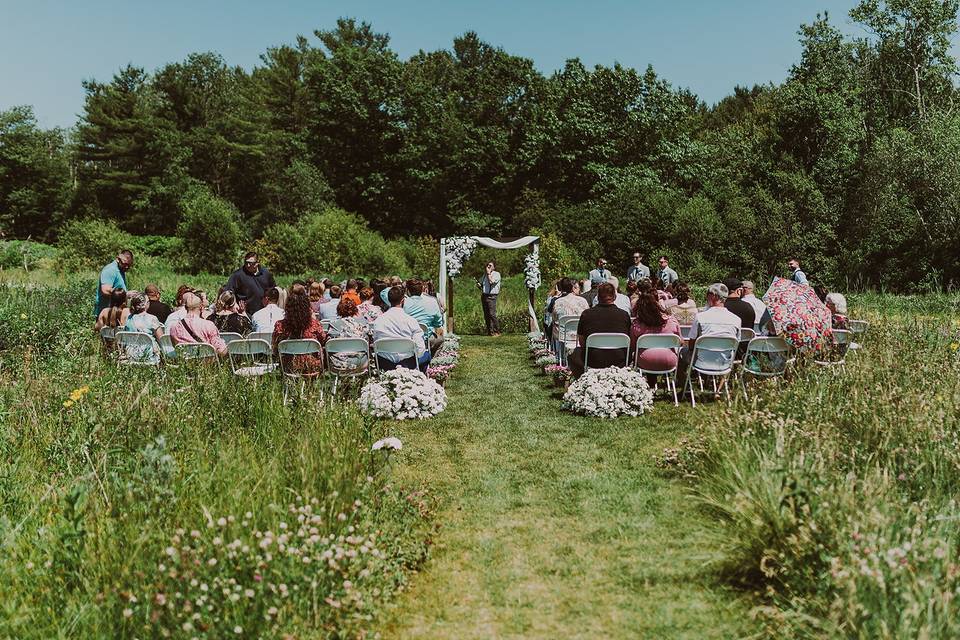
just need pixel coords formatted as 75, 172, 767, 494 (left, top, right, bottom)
175, 342, 219, 366
557, 316, 579, 366
847, 320, 869, 352
738, 327, 756, 343
157, 334, 178, 367
99, 326, 116, 351
227, 339, 276, 378
814, 329, 851, 369
248, 331, 273, 344
278, 338, 324, 405
584, 332, 631, 371
739, 336, 790, 399
114, 331, 160, 367
679, 325, 693, 340
320, 319, 333, 333
219, 332, 244, 345
684, 335, 739, 406
373, 338, 419, 373
325, 337, 371, 394
634, 333, 682, 405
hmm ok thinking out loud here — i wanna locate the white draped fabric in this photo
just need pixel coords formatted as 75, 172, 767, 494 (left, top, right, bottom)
439, 235, 540, 333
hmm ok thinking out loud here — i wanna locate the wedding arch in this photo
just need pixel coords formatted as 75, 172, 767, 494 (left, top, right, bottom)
439, 236, 540, 334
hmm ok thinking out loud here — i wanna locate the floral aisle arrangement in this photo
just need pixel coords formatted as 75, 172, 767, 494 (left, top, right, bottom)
544, 364, 572, 386
535, 354, 556, 368
359, 369, 447, 420
444, 237, 478, 277
523, 249, 541, 290
528, 332, 548, 352
427, 334, 461, 385
562, 367, 655, 418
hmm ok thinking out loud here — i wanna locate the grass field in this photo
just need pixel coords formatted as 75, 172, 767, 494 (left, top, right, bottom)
2, 267, 960, 638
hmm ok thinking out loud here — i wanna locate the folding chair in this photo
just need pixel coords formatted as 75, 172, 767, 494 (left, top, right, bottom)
739, 336, 790, 399
679, 325, 693, 340
320, 319, 333, 333
555, 315, 578, 365
227, 339, 276, 378
219, 332, 244, 345
738, 327, 756, 343
325, 337, 371, 394
814, 329, 851, 370
248, 331, 273, 344
327, 318, 348, 337
847, 320, 869, 352
278, 338, 324, 405
158, 334, 179, 367
634, 333, 682, 405
373, 338, 419, 373
114, 331, 160, 367
584, 333, 631, 371
683, 335, 739, 407
175, 342, 219, 367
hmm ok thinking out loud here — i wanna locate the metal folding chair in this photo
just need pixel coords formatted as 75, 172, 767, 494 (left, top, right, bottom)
557, 316, 579, 366
683, 335, 739, 406
847, 320, 869, 352
277, 338, 324, 405
634, 333, 682, 405
248, 331, 273, 344
325, 337, 370, 394
373, 338, 419, 373
114, 331, 160, 367
174, 342, 219, 366
584, 332, 631, 371
739, 336, 790, 399
219, 332, 244, 345
814, 329, 851, 370
227, 338, 276, 378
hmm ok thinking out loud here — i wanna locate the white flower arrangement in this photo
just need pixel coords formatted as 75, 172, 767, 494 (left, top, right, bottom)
523, 249, 541, 289
372, 437, 403, 451
562, 367, 655, 418
358, 368, 447, 420
445, 236, 478, 277
535, 354, 556, 368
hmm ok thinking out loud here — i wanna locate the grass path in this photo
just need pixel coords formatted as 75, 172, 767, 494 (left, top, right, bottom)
379, 335, 756, 639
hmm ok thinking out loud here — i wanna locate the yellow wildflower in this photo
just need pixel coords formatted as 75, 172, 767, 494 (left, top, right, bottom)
69, 390, 83, 402
63, 400, 74, 408
80, 386, 90, 394
951, 342, 959, 352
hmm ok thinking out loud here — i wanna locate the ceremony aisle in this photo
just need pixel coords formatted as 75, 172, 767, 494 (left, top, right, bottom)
378, 335, 757, 639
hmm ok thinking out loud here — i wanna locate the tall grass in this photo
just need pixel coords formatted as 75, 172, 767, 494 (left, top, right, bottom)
0, 280, 433, 638
662, 313, 960, 637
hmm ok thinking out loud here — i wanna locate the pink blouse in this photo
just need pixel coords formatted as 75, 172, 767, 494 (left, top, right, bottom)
169, 316, 227, 355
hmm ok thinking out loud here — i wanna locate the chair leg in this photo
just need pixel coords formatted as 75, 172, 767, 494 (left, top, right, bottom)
670, 373, 678, 406
686, 376, 696, 407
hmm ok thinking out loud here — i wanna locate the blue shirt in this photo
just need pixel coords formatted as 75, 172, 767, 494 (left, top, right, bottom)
403, 295, 443, 334
95, 260, 126, 316
791, 269, 808, 285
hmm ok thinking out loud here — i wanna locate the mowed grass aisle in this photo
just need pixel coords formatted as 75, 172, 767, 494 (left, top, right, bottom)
380, 335, 755, 639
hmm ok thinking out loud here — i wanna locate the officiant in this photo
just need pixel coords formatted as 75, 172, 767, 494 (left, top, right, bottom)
479, 261, 502, 336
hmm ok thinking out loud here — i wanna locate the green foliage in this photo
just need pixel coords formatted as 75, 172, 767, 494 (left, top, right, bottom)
55, 219, 134, 272
0, 240, 56, 270
176, 187, 246, 274
535, 231, 580, 285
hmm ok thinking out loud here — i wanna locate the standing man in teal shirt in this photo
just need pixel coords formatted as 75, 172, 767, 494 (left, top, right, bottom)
95, 250, 133, 317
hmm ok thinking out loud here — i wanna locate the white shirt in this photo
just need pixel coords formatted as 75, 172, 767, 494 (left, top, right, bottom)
318, 298, 340, 320
164, 306, 188, 333
612, 293, 632, 315
372, 306, 426, 362
742, 294, 767, 325
690, 305, 741, 371
481, 271, 501, 295
251, 303, 285, 333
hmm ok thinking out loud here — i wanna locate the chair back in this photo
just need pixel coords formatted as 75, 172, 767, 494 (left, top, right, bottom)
248, 331, 273, 344
227, 339, 274, 376
679, 325, 693, 340
832, 329, 852, 345
373, 338, 417, 366
327, 318, 347, 335
219, 331, 243, 345
634, 332, 682, 372
848, 320, 869, 335
100, 326, 116, 342
418, 322, 429, 335
555, 314, 577, 339
561, 317, 580, 346
158, 334, 177, 365
742, 336, 790, 376
738, 327, 756, 343
175, 342, 218, 362
584, 332, 630, 370
277, 338, 323, 377
115, 331, 158, 366
320, 319, 333, 332
690, 335, 739, 374
325, 337, 371, 375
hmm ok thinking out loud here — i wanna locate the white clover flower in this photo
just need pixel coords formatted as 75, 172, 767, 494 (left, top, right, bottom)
372, 437, 403, 451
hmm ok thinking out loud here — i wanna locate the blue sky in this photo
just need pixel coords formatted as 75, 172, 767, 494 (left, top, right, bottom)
2, 1, 875, 129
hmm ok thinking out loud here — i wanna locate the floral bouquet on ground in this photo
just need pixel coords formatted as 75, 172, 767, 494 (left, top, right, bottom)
544, 364, 572, 387
535, 354, 556, 369
532, 347, 553, 361
562, 367, 655, 418
426, 364, 455, 385
359, 369, 447, 420
528, 334, 548, 353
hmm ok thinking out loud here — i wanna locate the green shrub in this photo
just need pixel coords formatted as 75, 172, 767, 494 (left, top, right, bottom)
176, 187, 246, 274
0, 240, 57, 270
55, 219, 135, 272
535, 231, 581, 285
129, 235, 182, 259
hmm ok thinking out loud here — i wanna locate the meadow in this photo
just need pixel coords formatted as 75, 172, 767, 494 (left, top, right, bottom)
1, 265, 959, 638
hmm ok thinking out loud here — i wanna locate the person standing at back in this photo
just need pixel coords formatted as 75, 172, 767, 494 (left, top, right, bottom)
94, 250, 133, 317
627, 252, 650, 283
479, 261, 501, 337
656, 256, 678, 287
588, 258, 610, 289
788, 258, 808, 285
225, 252, 276, 316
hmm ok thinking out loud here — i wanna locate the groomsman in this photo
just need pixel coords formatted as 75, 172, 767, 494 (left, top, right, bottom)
627, 252, 650, 282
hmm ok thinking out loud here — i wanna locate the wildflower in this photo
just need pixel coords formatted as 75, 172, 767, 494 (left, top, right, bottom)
165, 547, 176, 557
25, 561, 33, 570
234, 626, 243, 634
19, 313, 27, 320
244, 589, 255, 598
63, 400, 74, 408
122, 608, 133, 618
154, 593, 166, 606
951, 342, 959, 352
217, 517, 227, 527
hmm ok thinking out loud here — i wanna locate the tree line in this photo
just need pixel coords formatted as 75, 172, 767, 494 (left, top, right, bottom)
2, 0, 960, 289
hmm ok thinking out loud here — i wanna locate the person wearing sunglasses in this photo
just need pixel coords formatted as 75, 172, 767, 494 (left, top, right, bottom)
627, 252, 650, 283
224, 251, 277, 316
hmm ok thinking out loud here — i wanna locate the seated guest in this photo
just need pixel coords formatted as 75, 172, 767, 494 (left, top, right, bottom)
164, 285, 195, 333
94, 289, 129, 332
379, 276, 403, 308
550, 277, 590, 346
403, 279, 444, 355
372, 280, 390, 312
626, 279, 640, 309
543, 280, 560, 337
723, 278, 756, 330
669, 281, 698, 326
144, 284, 171, 323
251, 287, 285, 333
272, 287, 328, 375
308, 281, 325, 314
630, 289, 683, 384
579, 278, 597, 307
424, 279, 446, 313
678, 283, 741, 382
318, 285, 342, 321
326, 297, 370, 372
168, 293, 227, 356
604, 276, 632, 314
358, 287, 383, 323
825, 292, 848, 330
122, 292, 163, 364
193, 289, 213, 319
567, 283, 631, 378
211, 291, 253, 335
372, 286, 431, 372
741, 280, 767, 325
341, 279, 362, 306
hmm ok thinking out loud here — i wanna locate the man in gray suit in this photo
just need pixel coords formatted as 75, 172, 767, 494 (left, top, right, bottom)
479, 260, 502, 336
